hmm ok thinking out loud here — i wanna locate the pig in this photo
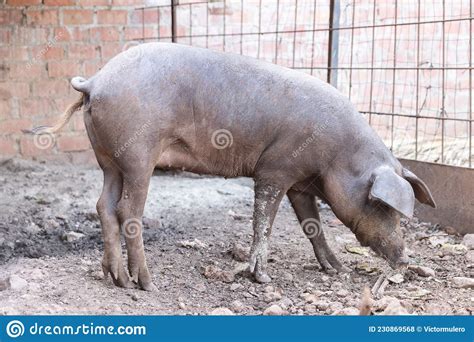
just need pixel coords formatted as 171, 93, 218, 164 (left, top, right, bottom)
26, 43, 436, 290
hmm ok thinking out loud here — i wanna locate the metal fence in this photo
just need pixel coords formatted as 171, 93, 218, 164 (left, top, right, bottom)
136, 0, 473, 168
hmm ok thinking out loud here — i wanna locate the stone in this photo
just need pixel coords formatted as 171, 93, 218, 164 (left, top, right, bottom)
408, 265, 435, 278
440, 243, 468, 256
231, 243, 250, 262
8, 275, 28, 291
210, 307, 234, 315
465, 250, 474, 263
263, 304, 287, 316
62, 231, 85, 242
230, 300, 245, 312
203, 265, 234, 283
336, 289, 350, 298
335, 307, 359, 315
452, 277, 474, 289
388, 273, 404, 284
382, 298, 410, 315
462, 234, 474, 250
230, 283, 244, 291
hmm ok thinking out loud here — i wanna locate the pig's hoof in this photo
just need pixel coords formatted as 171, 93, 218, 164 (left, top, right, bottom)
140, 281, 158, 292
254, 272, 272, 283
102, 260, 135, 289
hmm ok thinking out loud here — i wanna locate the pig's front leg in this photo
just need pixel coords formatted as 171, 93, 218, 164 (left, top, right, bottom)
249, 180, 287, 283
287, 189, 349, 273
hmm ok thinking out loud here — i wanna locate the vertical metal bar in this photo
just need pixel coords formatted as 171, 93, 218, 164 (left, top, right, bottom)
292, 0, 298, 68
240, 0, 244, 55
309, 0, 317, 76
327, 0, 341, 87
390, 0, 398, 151
415, 0, 421, 160
189, 4, 193, 46
274, 0, 280, 64
171, 0, 177, 43
257, 0, 262, 58
441, 0, 445, 163
368, 0, 377, 125
141, 7, 145, 43
348, 1, 356, 99
469, 0, 473, 167
223, 0, 226, 51
206, 1, 209, 48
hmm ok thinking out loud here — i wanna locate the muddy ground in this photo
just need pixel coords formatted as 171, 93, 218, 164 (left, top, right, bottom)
0, 158, 473, 315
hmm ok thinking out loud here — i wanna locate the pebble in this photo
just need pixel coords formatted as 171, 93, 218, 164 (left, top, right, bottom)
382, 298, 409, 315
462, 234, 474, 250
210, 307, 234, 315
0, 278, 10, 291
440, 243, 468, 256
178, 302, 186, 310
276, 297, 293, 310
313, 300, 330, 311
263, 290, 282, 303
62, 231, 85, 243
230, 300, 245, 312
203, 265, 234, 283
230, 283, 244, 291
452, 277, 474, 289
335, 307, 359, 315
465, 250, 474, 263
408, 265, 435, 278
388, 273, 404, 284
336, 289, 350, 298
177, 239, 206, 249
263, 304, 287, 316
9, 275, 28, 291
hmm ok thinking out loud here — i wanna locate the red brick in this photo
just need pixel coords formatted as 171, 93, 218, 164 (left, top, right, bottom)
47, 60, 82, 78
57, 134, 90, 152
68, 44, 98, 59
0, 48, 10, 60
9, 62, 44, 80
0, 82, 30, 99
0, 28, 12, 45
72, 114, 85, 131
0, 64, 8, 81
20, 136, 54, 157
97, 10, 128, 25
0, 137, 17, 157
20, 98, 53, 117
63, 10, 94, 25
0, 10, 23, 25
100, 42, 121, 60
32, 79, 70, 97
31, 46, 64, 60
44, 0, 76, 5
2, 118, 32, 134
78, 0, 110, 5
6, 0, 42, 5
54, 27, 89, 41
71, 150, 97, 165
26, 10, 59, 26
10, 47, 29, 60
84, 60, 104, 77
12, 27, 49, 45
123, 27, 156, 40
130, 8, 159, 25
0, 100, 11, 120
112, 0, 141, 5
90, 27, 120, 42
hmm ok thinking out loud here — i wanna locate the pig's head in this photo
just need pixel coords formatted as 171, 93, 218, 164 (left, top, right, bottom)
325, 166, 436, 268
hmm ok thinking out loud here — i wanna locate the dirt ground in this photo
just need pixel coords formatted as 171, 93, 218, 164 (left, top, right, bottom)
0, 158, 473, 315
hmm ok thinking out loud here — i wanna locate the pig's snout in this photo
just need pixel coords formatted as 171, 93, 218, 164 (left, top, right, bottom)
387, 250, 410, 269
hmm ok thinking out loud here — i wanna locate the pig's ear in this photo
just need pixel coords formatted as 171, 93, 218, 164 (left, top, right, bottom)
369, 167, 415, 218
402, 168, 437, 208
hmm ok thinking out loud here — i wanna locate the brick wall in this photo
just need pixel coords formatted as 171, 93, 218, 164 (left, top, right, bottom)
0, 0, 168, 164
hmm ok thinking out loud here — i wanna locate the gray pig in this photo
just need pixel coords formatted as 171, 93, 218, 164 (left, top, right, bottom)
28, 43, 436, 291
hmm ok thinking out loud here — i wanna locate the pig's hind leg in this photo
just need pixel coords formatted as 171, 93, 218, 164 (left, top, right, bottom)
287, 189, 349, 274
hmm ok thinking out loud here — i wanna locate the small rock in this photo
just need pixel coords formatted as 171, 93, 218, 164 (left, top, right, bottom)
178, 302, 186, 310
231, 243, 250, 262
130, 294, 139, 301
388, 273, 404, 284
336, 289, 350, 298
466, 250, 474, 263
230, 300, 245, 312
382, 298, 409, 315
203, 265, 234, 283
301, 293, 318, 303
228, 210, 252, 221
408, 265, 435, 277
177, 239, 206, 249
230, 283, 244, 291
313, 300, 330, 311
345, 245, 370, 256
210, 307, 234, 315
8, 275, 28, 291
462, 234, 474, 250
452, 277, 474, 289
194, 283, 207, 292
0, 278, 10, 291
62, 231, 85, 243
281, 271, 293, 282
428, 235, 450, 247
263, 304, 287, 316
440, 243, 468, 255
335, 307, 359, 315
263, 290, 282, 303
276, 297, 293, 310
